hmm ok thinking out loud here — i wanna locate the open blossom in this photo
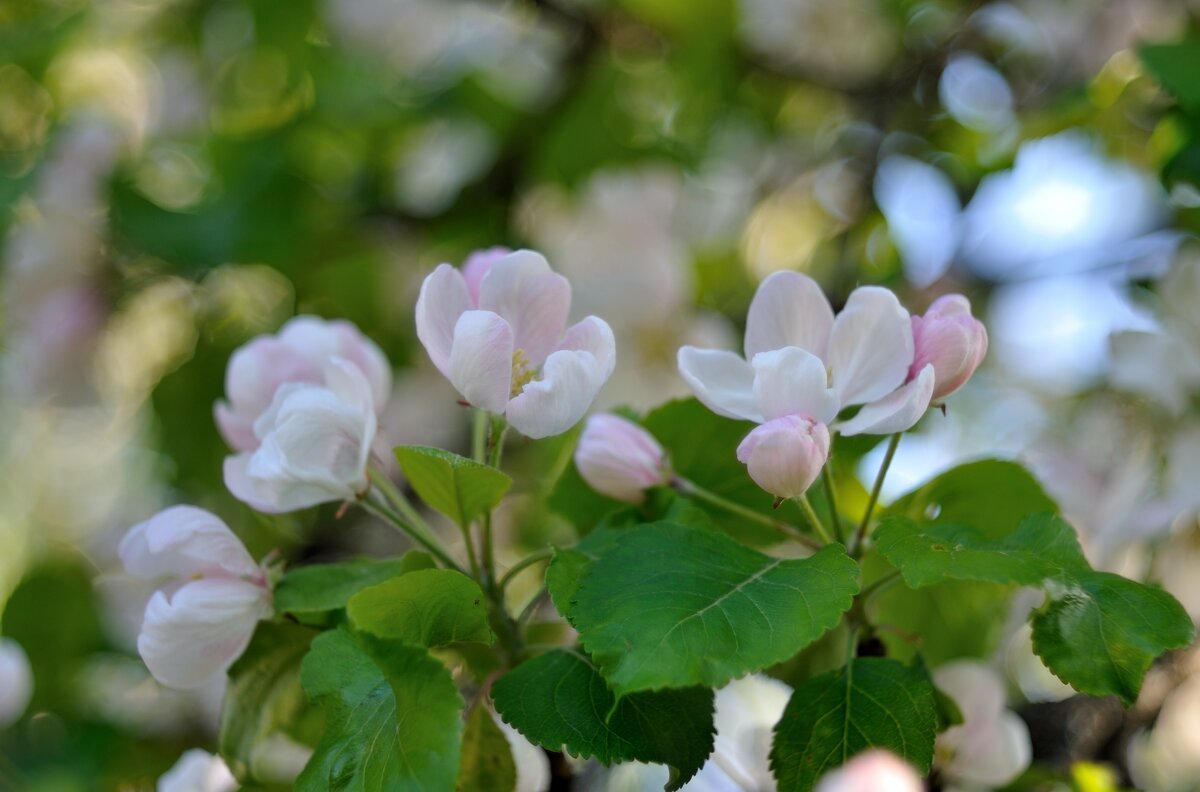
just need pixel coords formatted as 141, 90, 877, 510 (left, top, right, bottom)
737, 415, 831, 499
815, 750, 925, 792
158, 749, 238, 792
678, 271, 935, 440
0, 638, 33, 727
223, 359, 376, 513
575, 413, 668, 503
910, 295, 988, 402
119, 507, 272, 689
215, 315, 391, 453
416, 249, 615, 439
934, 661, 1032, 789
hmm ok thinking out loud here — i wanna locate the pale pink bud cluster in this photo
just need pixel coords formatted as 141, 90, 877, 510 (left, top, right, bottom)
119, 506, 272, 689
910, 295, 988, 403
574, 413, 668, 503
415, 249, 616, 439
815, 750, 925, 792
736, 415, 831, 499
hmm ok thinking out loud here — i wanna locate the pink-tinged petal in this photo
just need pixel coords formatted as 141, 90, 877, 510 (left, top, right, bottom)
213, 401, 258, 456
910, 295, 988, 401
325, 320, 393, 412
138, 579, 271, 689
219, 337, 320, 452
558, 316, 616, 382
575, 414, 666, 503
449, 310, 514, 413
415, 263, 472, 378
223, 454, 279, 514
815, 750, 924, 792
478, 250, 571, 366
119, 506, 261, 582
936, 661, 1031, 787
836, 365, 935, 437
751, 347, 839, 424
736, 415, 831, 499
828, 286, 914, 407
744, 271, 836, 359
677, 347, 763, 423
158, 750, 238, 792
461, 246, 511, 305
506, 348, 608, 439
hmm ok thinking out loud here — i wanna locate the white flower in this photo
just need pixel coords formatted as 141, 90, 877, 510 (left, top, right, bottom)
215, 315, 391, 453
223, 358, 377, 513
415, 249, 616, 439
0, 638, 33, 727
158, 749, 238, 792
815, 750, 924, 792
119, 507, 272, 689
677, 271, 933, 438
934, 660, 1031, 789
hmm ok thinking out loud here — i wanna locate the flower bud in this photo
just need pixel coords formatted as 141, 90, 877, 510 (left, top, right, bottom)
736, 414, 831, 499
0, 639, 32, 728
815, 750, 925, 792
575, 413, 668, 503
909, 294, 988, 402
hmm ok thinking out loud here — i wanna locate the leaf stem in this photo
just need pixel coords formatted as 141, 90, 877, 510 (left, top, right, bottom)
861, 570, 902, 604
671, 476, 821, 549
852, 433, 901, 557
795, 494, 834, 545
359, 496, 464, 575
517, 586, 549, 626
499, 548, 554, 591
471, 408, 487, 464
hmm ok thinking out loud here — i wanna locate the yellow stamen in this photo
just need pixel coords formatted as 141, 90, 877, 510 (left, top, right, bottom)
511, 348, 536, 397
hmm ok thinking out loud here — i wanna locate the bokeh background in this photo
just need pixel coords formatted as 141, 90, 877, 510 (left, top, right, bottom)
2, 0, 1200, 789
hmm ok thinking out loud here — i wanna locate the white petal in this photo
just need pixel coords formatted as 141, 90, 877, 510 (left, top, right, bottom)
223, 454, 279, 513
449, 310, 514, 413
138, 579, 271, 689
828, 286, 914, 406
935, 660, 1007, 721
478, 249, 571, 366
751, 347, 839, 423
158, 749, 239, 792
506, 348, 608, 439
0, 639, 32, 728
744, 271, 835, 359
676, 347, 763, 423
558, 316, 616, 382
119, 506, 261, 582
836, 365, 935, 436
415, 263, 471, 378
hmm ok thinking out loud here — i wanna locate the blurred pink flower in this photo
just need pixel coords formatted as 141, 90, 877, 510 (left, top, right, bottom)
815, 750, 925, 792
575, 413, 668, 503
934, 660, 1032, 788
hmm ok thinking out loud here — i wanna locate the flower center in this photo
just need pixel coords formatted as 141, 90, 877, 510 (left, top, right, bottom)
511, 348, 536, 398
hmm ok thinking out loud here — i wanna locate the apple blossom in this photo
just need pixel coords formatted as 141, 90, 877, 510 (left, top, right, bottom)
223, 358, 377, 513
736, 415, 831, 499
910, 295, 988, 402
575, 413, 669, 503
934, 660, 1031, 789
0, 638, 33, 728
814, 750, 925, 792
415, 249, 615, 438
215, 315, 391, 453
158, 749, 238, 792
678, 271, 935, 440
119, 506, 272, 689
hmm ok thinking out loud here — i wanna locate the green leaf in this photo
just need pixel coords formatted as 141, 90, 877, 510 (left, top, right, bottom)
875, 513, 1195, 705
1032, 571, 1194, 705
572, 522, 860, 695
770, 658, 938, 792
395, 445, 512, 528
457, 706, 517, 792
220, 622, 317, 783
297, 629, 464, 791
492, 649, 714, 790
274, 552, 435, 618
1141, 41, 1200, 114
874, 513, 1088, 588
347, 569, 493, 647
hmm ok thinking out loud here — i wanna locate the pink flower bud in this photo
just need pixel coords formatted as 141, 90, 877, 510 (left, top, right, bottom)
909, 294, 988, 402
815, 750, 925, 792
460, 246, 511, 305
575, 413, 667, 503
736, 414, 831, 499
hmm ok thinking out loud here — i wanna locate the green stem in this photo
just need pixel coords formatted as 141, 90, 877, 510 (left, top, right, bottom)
852, 433, 901, 557
499, 547, 554, 591
795, 494, 834, 545
471, 409, 488, 463
672, 476, 821, 549
480, 417, 509, 589
821, 463, 842, 542
861, 570, 902, 604
359, 497, 464, 574
517, 586, 548, 626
